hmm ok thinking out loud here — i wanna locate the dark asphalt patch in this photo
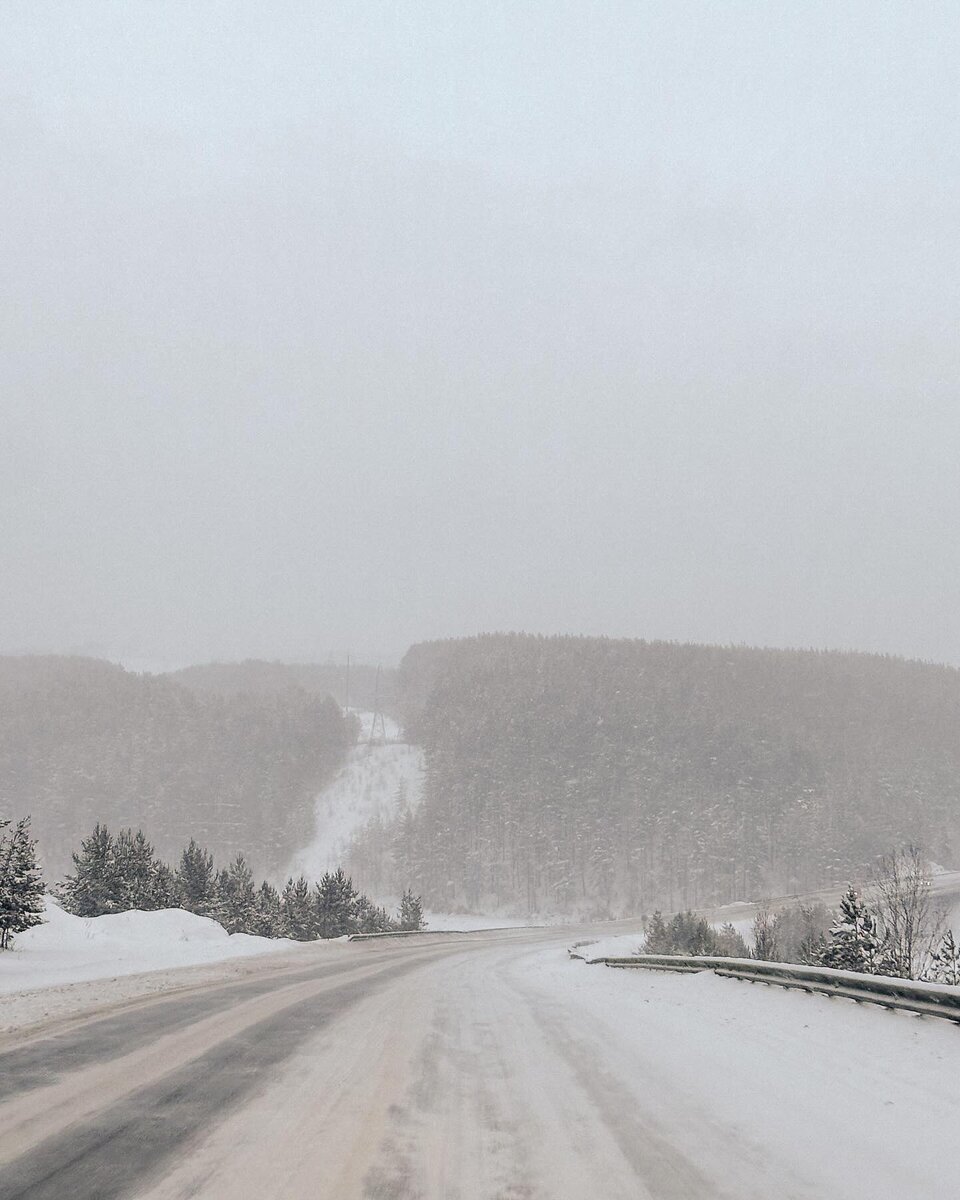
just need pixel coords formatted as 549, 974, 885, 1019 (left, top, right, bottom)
0, 956, 372, 1099
0, 957, 423, 1200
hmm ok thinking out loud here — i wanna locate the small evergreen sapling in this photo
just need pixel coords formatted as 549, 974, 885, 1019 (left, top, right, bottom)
818, 885, 891, 974
669, 910, 717, 955
925, 929, 960, 986
714, 922, 749, 958
642, 910, 671, 954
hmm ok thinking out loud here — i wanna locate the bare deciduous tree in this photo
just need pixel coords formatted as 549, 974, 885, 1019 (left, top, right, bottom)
869, 846, 944, 979
752, 903, 778, 961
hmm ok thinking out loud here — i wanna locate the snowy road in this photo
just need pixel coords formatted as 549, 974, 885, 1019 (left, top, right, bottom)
1, 929, 959, 1199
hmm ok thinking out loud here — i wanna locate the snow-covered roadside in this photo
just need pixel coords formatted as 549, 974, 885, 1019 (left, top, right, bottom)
574, 931, 646, 959
512, 948, 960, 1198
0, 898, 299, 997
0, 898, 318, 1034
578, 918, 749, 960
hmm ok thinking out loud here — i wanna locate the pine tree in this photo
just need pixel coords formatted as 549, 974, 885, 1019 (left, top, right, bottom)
643, 910, 671, 954
113, 828, 159, 911
176, 840, 216, 915
315, 868, 358, 938
925, 929, 960, 986
714, 922, 749, 958
59, 824, 121, 916
210, 867, 231, 925
281, 876, 316, 940
355, 893, 397, 933
250, 880, 282, 938
398, 889, 424, 932
667, 910, 718, 955
0, 817, 45, 949
151, 861, 178, 908
370, 904, 396, 933
818, 885, 890, 974
220, 855, 256, 934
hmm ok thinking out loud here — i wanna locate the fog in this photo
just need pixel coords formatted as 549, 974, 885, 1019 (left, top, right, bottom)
2, 1, 958, 668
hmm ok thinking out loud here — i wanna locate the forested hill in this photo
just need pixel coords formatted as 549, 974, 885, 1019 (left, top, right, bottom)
367, 635, 960, 916
167, 659, 396, 715
0, 656, 354, 879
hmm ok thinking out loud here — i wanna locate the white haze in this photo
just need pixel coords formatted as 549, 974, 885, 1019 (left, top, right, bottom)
1, 2, 958, 666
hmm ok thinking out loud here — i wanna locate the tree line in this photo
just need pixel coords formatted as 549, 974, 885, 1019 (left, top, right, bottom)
0, 815, 423, 948
646, 847, 960, 985
350, 634, 960, 916
58, 823, 424, 939
0, 655, 357, 880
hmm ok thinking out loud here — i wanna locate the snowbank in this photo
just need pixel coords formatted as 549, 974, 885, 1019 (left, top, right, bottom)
0, 898, 299, 996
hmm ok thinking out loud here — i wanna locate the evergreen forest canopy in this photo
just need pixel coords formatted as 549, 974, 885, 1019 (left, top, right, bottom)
349, 634, 960, 917
0, 656, 355, 878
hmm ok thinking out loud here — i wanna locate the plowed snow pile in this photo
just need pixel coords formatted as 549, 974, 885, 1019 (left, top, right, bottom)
0, 898, 296, 996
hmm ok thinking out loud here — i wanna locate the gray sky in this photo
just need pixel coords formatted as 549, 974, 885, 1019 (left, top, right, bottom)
2, 1, 959, 669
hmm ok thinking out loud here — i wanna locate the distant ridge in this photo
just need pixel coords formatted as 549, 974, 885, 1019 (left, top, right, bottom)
0, 655, 354, 879
347, 634, 960, 916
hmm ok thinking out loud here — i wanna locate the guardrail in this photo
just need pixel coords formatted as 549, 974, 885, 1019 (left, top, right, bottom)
348, 926, 537, 941
570, 952, 960, 1024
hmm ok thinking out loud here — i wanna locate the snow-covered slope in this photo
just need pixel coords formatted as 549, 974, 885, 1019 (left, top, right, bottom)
283, 712, 424, 881
0, 899, 297, 996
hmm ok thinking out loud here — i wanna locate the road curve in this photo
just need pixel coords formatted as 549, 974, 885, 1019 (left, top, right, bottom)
2, 928, 655, 1200
2, 927, 957, 1199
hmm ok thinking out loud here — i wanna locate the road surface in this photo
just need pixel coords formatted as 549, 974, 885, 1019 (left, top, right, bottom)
1, 927, 958, 1199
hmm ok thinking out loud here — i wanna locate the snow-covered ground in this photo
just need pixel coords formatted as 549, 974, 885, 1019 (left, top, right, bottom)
283, 712, 424, 881
513, 947, 960, 1198
0, 898, 298, 997
575, 930, 647, 959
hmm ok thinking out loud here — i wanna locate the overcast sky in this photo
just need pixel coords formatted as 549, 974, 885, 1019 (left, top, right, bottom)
2, 1, 958, 669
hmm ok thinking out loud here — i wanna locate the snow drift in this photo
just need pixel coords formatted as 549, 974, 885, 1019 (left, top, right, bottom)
0, 898, 298, 996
